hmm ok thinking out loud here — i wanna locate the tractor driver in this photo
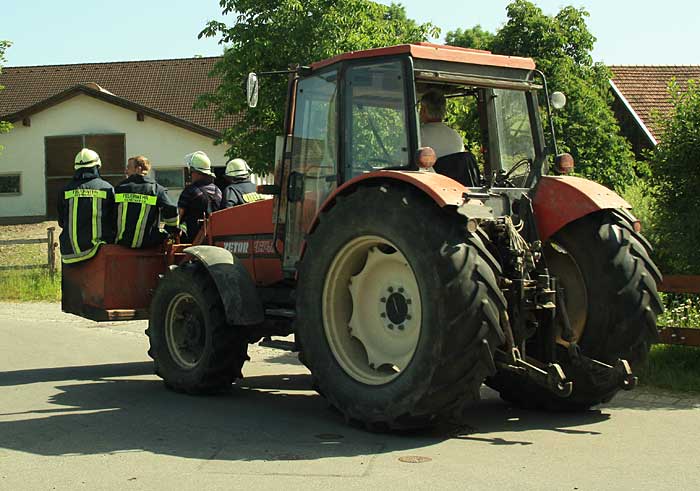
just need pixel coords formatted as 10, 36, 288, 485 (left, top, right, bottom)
178, 151, 222, 242
222, 158, 264, 208
419, 90, 465, 159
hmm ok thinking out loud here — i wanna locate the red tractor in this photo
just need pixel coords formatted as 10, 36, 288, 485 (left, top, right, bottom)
63, 43, 662, 430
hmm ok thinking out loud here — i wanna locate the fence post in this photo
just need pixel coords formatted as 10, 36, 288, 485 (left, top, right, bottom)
47, 227, 56, 280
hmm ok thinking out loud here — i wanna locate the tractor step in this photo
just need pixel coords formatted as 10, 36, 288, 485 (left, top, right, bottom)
265, 308, 296, 319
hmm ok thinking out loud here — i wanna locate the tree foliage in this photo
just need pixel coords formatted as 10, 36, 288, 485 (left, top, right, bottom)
444, 25, 494, 51
199, 0, 438, 173
446, 0, 638, 190
0, 40, 12, 153
650, 80, 700, 274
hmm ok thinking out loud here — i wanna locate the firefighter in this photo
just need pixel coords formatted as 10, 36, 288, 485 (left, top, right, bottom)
178, 151, 222, 242
114, 155, 179, 248
222, 158, 264, 208
57, 148, 116, 264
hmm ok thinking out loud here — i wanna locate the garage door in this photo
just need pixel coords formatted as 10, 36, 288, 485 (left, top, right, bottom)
45, 134, 125, 218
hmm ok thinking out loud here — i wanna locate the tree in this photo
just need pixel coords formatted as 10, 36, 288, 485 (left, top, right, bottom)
0, 40, 12, 154
198, 0, 438, 174
446, 1, 638, 190
650, 80, 700, 274
445, 25, 494, 51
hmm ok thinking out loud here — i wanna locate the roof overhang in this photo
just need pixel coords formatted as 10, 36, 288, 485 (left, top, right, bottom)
609, 79, 657, 146
1, 85, 222, 139
311, 42, 536, 71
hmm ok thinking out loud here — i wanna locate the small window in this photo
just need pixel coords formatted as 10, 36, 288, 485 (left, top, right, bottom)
153, 168, 185, 189
0, 174, 21, 195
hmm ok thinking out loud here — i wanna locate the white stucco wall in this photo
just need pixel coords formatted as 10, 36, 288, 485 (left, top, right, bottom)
0, 94, 230, 218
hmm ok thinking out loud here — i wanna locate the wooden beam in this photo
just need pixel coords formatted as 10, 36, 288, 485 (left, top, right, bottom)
658, 275, 700, 294
657, 327, 700, 347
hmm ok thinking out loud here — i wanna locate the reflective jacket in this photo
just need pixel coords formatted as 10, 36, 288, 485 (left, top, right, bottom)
57, 167, 115, 264
223, 179, 265, 208
114, 174, 179, 248
177, 178, 222, 242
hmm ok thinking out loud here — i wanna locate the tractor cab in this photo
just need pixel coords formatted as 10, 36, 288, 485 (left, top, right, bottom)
270, 43, 556, 273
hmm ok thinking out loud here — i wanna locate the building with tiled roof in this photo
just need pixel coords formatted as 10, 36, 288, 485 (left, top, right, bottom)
609, 65, 700, 157
0, 56, 240, 221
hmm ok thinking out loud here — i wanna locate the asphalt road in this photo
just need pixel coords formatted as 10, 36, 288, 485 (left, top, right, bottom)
1, 302, 699, 491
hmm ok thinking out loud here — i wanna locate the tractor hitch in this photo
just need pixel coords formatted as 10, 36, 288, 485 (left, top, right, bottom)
566, 343, 638, 391
494, 348, 573, 397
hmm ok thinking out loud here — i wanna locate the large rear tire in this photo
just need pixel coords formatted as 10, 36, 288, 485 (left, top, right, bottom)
147, 263, 249, 394
487, 210, 663, 410
296, 184, 506, 430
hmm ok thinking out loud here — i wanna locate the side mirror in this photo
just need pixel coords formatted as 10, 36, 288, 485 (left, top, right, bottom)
550, 91, 567, 110
246, 72, 259, 108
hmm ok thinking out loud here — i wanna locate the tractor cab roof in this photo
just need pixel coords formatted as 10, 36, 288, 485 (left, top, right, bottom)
311, 42, 536, 72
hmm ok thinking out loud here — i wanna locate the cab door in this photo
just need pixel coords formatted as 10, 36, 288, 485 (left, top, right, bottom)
283, 68, 339, 271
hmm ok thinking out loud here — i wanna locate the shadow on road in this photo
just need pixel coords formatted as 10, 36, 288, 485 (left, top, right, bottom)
0, 361, 659, 460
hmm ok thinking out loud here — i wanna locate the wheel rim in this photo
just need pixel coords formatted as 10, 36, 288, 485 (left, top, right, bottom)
322, 235, 422, 385
547, 242, 588, 343
165, 292, 206, 369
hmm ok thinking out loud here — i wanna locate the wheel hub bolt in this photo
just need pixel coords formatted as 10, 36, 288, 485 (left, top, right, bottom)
380, 312, 386, 318
406, 315, 412, 320
398, 287, 404, 293
388, 287, 394, 293
380, 297, 386, 303
388, 324, 394, 330
398, 324, 405, 330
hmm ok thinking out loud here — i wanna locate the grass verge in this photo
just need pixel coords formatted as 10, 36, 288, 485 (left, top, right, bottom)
0, 269, 61, 302
639, 344, 700, 394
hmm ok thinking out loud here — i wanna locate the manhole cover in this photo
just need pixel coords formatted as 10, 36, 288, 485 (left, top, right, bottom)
315, 433, 345, 440
398, 455, 432, 464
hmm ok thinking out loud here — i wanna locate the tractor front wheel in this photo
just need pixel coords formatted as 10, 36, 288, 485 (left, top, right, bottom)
296, 184, 506, 430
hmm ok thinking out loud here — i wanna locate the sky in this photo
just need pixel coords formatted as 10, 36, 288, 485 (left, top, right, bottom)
2, 0, 699, 67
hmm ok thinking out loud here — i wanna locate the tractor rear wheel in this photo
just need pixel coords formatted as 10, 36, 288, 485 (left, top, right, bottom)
487, 210, 663, 410
147, 263, 249, 394
296, 184, 506, 430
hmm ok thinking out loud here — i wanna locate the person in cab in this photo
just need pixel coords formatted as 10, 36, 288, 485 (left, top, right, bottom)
222, 158, 264, 208
57, 148, 115, 264
114, 155, 179, 248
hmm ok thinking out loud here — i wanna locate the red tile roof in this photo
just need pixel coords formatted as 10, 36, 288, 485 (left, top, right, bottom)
609, 65, 700, 141
0, 56, 240, 135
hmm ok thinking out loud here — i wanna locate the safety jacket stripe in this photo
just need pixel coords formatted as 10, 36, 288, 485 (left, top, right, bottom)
115, 193, 157, 205
242, 192, 264, 203
65, 189, 107, 199
131, 204, 151, 248
91, 197, 98, 245
62, 241, 104, 264
162, 215, 179, 226
118, 203, 128, 242
69, 197, 80, 254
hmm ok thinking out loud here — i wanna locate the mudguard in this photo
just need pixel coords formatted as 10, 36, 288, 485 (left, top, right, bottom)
532, 175, 631, 241
184, 245, 264, 326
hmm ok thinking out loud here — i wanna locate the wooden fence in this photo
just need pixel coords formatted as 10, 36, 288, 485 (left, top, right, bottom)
0, 227, 58, 279
657, 275, 700, 347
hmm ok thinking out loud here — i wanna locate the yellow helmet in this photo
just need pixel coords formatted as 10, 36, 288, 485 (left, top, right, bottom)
184, 151, 215, 176
225, 158, 251, 179
74, 148, 101, 169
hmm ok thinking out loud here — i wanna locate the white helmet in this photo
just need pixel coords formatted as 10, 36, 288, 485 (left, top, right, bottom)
74, 148, 101, 169
225, 158, 251, 179
184, 151, 215, 176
